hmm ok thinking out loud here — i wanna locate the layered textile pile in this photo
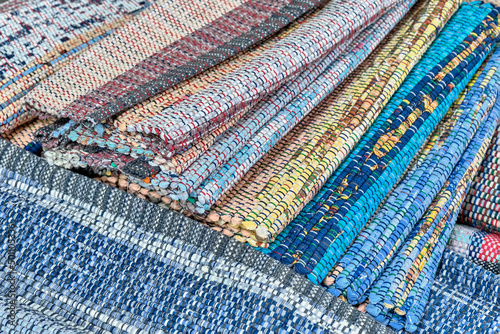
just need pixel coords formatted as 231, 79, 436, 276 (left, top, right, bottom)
25, 0, 326, 123
211, 0, 460, 244
3, 0, 323, 141
30, 0, 416, 204
266, 8, 500, 330
2, 0, 500, 333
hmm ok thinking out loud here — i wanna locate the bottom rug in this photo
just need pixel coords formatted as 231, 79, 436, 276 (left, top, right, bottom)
1, 139, 499, 333
0, 140, 392, 333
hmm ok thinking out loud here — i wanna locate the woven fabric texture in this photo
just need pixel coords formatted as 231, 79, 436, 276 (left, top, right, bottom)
459, 123, 500, 233
36, 4, 335, 171
208, 0, 460, 246
0, 139, 395, 334
24, 0, 327, 125
448, 224, 500, 274
129, 0, 407, 150
417, 249, 500, 333
35, 0, 417, 215
2, 0, 500, 333
0, 0, 150, 132
287, 19, 500, 331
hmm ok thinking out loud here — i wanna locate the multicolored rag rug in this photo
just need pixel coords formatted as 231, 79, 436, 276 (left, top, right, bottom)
2, 0, 500, 333
33, 0, 420, 217
0, 139, 395, 334
312, 22, 500, 331
448, 224, 500, 274
460, 123, 500, 233
209, 0, 461, 246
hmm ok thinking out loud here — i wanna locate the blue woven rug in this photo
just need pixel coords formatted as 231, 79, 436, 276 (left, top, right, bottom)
417, 249, 500, 333
2, 137, 500, 333
0, 139, 393, 333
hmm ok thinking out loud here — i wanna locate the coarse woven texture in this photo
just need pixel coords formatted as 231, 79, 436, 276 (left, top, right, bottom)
0, 0, 148, 78
48, 5, 498, 332
186, 0, 416, 213
448, 224, 500, 274
266, 1, 500, 285
0, 118, 52, 149
0, 139, 395, 334
25, 0, 327, 125
459, 123, 500, 233
130, 0, 407, 152
256, 4, 500, 331
0, 0, 150, 133
36, 4, 333, 173
361, 42, 500, 332
417, 249, 500, 333
35, 0, 416, 211
208, 0, 459, 246
36, 0, 407, 164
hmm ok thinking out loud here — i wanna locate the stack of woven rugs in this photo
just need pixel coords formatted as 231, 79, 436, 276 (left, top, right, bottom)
1, 0, 500, 332
448, 118, 500, 275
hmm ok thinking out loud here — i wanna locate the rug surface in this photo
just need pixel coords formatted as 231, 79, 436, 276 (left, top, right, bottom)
0, 0, 151, 132
2, 0, 500, 333
24, 0, 326, 124
0, 139, 393, 333
460, 123, 500, 233
448, 224, 500, 274
417, 249, 500, 333
1, 137, 499, 333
